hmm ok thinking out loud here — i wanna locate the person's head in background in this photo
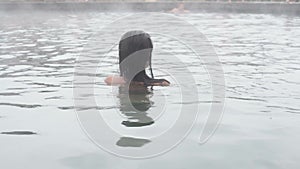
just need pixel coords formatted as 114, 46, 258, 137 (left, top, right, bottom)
119, 30, 169, 86
177, 3, 185, 11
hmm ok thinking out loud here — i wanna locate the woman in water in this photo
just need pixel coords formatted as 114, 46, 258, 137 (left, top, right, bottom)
105, 30, 170, 86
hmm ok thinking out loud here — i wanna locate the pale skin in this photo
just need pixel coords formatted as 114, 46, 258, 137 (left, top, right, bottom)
104, 75, 170, 86
170, 3, 190, 14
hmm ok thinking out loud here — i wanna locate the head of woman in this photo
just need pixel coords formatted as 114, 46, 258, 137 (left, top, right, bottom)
118, 30, 170, 86
119, 30, 153, 83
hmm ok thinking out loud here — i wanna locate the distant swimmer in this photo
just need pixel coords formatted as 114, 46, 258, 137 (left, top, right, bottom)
170, 2, 190, 14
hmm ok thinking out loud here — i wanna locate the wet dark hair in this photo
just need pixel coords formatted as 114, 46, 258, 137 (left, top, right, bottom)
119, 30, 160, 85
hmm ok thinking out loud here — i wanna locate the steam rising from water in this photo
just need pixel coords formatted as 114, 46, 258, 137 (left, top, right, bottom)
0, 9, 300, 169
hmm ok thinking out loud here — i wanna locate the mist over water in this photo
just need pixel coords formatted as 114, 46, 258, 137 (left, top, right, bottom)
0, 9, 300, 169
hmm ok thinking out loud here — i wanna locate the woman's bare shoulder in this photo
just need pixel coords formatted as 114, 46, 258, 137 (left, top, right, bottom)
104, 75, 126, 85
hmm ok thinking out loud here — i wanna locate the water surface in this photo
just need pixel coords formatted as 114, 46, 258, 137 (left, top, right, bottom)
0, 11, 300, 169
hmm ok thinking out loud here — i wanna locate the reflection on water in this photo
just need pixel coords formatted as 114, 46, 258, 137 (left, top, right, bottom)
116, 137, 151, 147
118, 85, 154, 128
116, 85, 153, 147
1, 131, 37, 135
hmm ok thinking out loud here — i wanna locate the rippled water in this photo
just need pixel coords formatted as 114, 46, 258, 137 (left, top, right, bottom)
1, 11, 300, 169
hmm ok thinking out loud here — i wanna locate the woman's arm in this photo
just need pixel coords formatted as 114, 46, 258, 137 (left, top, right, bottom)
104, 75, 126, 85
150, 80, 170, 86
105, 76, 170, 86
144, 78, 170, 86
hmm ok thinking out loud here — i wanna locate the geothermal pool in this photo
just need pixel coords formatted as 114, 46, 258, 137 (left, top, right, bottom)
0, 11, 300, 169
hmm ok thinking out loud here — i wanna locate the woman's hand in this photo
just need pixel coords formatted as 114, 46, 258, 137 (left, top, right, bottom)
151, 79, 170, 86
144, 79, 170, 86
160, 80, 170, 86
